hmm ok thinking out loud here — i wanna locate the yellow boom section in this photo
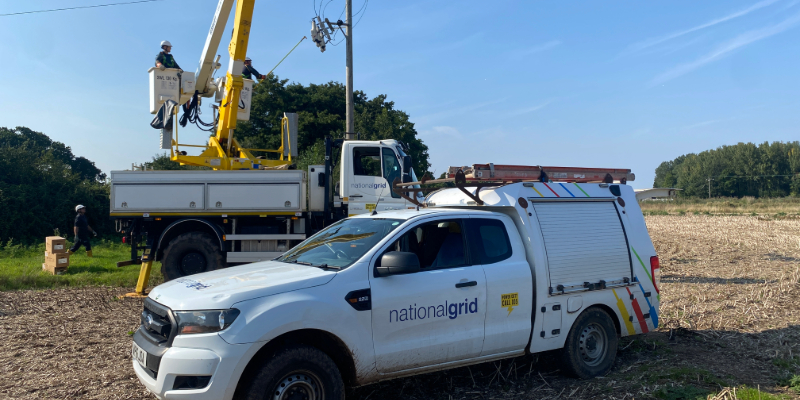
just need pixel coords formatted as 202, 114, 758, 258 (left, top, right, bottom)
171, 0, 293, 171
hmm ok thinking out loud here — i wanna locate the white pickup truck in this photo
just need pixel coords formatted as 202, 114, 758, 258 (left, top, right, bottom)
131, 180, 660, 400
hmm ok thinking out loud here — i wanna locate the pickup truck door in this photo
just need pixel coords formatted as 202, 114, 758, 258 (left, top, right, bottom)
465, 217, 534, 356
369, 218, 487, 373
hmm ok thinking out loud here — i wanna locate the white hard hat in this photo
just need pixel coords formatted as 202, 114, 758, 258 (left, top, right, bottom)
245, 57, 252, 61
75, 205, 86, 212
161, 40, 172, 47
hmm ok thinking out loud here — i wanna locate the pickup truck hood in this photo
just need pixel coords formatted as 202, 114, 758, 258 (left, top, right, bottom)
147, 261, 336, 310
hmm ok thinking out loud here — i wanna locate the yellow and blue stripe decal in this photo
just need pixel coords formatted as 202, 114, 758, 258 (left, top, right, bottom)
631, 246, 659, 302
528, 182, 594, 198
612, 289, 636, 335
634, 277, 659, 328
558, 183, 575, 197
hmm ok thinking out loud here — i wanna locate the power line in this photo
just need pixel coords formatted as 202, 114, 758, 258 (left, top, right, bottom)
0, 0, 163, 17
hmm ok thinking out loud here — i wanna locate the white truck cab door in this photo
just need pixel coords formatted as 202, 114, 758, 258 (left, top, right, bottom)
369, 218, 487, 373
347, 145, 409, 216
465, 217, 534, 356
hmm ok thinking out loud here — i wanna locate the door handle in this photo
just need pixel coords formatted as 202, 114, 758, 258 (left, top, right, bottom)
455, 281, 477, 288
350, 195, 363, 198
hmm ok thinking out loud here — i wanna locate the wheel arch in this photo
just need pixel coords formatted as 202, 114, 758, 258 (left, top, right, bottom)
156, 219, 225, 260
584, 303, 622, 336
233, 329, 357, 396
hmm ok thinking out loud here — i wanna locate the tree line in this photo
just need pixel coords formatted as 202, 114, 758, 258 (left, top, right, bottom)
0, 127, 110, 245
654, 141, 800, 198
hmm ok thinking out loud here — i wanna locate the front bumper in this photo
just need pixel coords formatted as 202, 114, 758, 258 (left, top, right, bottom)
133, 333, 251, 400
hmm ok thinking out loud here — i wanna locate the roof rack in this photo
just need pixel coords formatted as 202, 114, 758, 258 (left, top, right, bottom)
393, 164, 634, 207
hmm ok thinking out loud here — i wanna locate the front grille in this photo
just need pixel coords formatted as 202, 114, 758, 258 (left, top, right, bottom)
141, 298, 175, 344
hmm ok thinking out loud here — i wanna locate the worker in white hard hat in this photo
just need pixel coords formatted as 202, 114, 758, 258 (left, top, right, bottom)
155, 40, 182, 71
68, 205, 97, 257
242, 57, 266, 81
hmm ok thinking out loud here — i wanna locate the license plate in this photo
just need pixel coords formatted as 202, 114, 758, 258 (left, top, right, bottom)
132, 341, 148, 369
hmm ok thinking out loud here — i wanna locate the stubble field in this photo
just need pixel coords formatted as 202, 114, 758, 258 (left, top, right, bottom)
0, 215, 799, 399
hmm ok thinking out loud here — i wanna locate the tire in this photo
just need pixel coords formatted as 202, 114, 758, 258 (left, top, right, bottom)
237, 345, 344, 400
560, 307, 619, 379
161, 232, 224, 281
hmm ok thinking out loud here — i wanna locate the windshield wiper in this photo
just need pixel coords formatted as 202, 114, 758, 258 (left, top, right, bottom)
315, 263, 341, 270
291, 260, 341, 270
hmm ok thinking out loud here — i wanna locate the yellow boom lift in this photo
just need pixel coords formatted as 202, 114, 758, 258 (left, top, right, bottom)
152, 0, 292, 172
129, 0, 289, 298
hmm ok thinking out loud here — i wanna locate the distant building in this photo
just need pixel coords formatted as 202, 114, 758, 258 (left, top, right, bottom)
635, 188, 681, 201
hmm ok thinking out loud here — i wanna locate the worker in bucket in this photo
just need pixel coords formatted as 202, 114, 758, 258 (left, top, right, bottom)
155, 40, 182, 71
68, 205, 97, 257
242, 57, 265, 81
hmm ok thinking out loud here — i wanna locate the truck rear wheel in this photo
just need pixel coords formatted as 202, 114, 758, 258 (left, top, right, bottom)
238, 345, 344, 400
161, 232, 224, 281
560, 307, 618, 379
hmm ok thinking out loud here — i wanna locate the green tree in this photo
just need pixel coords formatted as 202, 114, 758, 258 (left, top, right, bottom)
233, 75, 430, 176
0, 127, 111, 244
653, 141, 800, 198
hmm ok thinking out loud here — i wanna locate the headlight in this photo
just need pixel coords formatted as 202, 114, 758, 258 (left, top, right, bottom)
174, 309, 240, 334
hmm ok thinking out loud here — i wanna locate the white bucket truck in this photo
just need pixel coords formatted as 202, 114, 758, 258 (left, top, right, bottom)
131, 167, 660, 400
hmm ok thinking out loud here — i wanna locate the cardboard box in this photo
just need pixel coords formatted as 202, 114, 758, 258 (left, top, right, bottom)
42, 263, 68, 275
44, 252, 70, 269
46, 236, 67, 254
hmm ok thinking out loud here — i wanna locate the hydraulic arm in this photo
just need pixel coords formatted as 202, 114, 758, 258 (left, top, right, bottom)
169, 0, 293, 170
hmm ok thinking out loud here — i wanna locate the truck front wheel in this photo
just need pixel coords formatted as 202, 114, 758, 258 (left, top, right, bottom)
161, 232, 224, 281
238, 345, 344, 400
560, 307, 619, 379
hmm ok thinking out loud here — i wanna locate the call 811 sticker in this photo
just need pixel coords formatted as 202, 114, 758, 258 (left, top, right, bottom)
502, 293, 518, 315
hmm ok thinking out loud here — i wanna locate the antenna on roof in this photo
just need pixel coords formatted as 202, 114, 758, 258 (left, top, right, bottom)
371, 186, 386, 216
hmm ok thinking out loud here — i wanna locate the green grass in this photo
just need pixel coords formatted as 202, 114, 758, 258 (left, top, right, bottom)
654, 385, 712, 400
732, 386, 792, 400
639, 196, 800, 215
0, 239, 162, 291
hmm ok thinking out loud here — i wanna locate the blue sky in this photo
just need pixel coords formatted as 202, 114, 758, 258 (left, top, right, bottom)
2, 0, 800, 188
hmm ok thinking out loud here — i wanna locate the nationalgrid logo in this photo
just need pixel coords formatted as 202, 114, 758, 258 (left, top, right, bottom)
350, 182, 388, 190
389, 298, 478, 323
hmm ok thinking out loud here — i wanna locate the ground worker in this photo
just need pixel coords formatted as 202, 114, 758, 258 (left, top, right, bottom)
68, 205, 97, 257
155, 40, 181, 71
242, 57, 265, 81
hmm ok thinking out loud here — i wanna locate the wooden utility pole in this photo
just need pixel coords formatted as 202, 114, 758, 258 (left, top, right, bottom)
344, 0, 355, 140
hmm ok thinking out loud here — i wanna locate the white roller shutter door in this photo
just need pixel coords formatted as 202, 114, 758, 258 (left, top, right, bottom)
533, 201, 632, 293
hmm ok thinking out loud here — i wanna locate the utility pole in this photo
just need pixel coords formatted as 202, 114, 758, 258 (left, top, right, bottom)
344, 0, 355, 140
310, 2, 356, 140
707, 177, 712, 199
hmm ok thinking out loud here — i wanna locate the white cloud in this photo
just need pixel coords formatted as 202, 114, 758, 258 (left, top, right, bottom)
625, 0, 782, 55
508, 100, 551, 117
681, 120, 720, 130
414, 98, 506, 125
510, 40, 561, 59
421, 126, 463, 138
651, 12, 800, 85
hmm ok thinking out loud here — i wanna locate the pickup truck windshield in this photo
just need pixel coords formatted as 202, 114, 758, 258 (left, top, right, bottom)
277, 218, 403, 268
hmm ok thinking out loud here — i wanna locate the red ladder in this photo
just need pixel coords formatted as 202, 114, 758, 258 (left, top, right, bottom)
446, 164, 635, 183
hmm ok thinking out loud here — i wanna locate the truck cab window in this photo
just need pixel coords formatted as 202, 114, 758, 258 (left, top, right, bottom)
385, 220, 467, 270
381, 148, 402, 199
465, 219, 512, 265
353, 147, 381, 177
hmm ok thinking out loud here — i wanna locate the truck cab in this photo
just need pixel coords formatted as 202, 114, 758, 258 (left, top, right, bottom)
339, 139, 422, 216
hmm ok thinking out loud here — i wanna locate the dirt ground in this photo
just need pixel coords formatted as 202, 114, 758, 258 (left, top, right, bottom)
0, 215, 798, 399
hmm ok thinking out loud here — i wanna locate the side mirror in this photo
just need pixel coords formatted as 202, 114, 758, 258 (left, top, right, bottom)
375, 251, 420, 277
402, 155, 413, 174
